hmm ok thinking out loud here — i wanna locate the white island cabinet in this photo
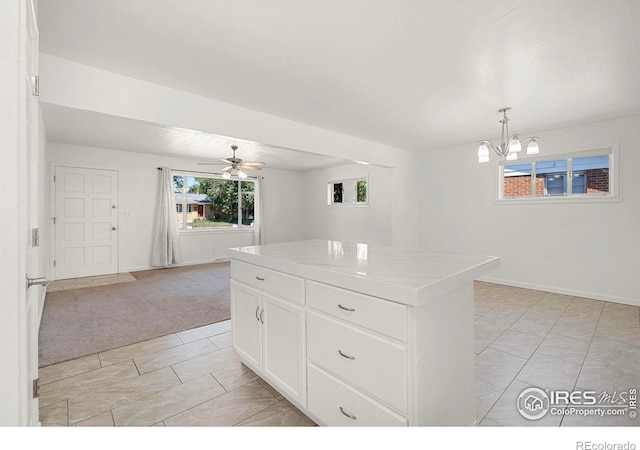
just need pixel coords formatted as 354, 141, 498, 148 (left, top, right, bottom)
229, 240, 499, 426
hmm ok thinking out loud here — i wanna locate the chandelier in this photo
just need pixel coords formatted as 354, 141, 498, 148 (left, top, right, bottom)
477, 108, 540, 162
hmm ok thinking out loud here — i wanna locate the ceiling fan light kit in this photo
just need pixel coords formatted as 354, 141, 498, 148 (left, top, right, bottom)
477, 108, 540, 163
198, 145, 265, 178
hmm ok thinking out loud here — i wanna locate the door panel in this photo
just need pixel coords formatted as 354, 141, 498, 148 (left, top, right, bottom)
230, 280, 262, 373
54, 166, 118, 279
262, 293, 306, 406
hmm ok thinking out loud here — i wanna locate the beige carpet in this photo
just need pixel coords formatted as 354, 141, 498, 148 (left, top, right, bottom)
38, 262, 231, 367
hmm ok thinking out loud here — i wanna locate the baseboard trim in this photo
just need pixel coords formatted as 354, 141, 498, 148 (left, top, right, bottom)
479, 276, 640, 307
123, 258, 230, 274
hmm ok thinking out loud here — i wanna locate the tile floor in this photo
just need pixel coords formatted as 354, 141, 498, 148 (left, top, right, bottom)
38, 281, 640, 427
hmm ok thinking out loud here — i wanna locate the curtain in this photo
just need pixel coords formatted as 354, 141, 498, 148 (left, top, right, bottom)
253, 176, 265, 245
151, 167, 183, 266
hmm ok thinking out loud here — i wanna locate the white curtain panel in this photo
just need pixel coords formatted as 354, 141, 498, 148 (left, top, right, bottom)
254, 176, 265, 245
151, 167, 183, 266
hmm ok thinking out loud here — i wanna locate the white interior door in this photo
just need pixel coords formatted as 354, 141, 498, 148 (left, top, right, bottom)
1, 0, 41, 426
54, 166, 119, 280
24, 0, 41, 426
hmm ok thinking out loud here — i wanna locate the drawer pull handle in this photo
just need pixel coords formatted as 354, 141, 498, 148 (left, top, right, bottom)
339, 406, 357, 420
260, 309, 264, 324
337, 304, 355, 312
338, 350, 355, 360
255, 307, 260, 322
256, 276, 265, 281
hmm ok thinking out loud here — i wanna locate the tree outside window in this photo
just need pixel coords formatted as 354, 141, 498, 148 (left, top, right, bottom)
173, 175, 254, 230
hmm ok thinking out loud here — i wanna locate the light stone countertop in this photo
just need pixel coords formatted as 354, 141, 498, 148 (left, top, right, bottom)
229, 239, 500, 306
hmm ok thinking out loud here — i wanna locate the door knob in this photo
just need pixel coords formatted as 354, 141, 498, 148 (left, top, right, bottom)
26, 275, 49, 289
112, 227, 117, 230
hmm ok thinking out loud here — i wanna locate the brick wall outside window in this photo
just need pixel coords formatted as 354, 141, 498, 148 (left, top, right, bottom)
586, 168, 609, 193
504, 168, 609, 197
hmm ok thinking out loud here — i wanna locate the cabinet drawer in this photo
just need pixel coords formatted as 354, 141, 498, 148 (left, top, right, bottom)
307, 311, 407, 414
231, 260, 304, 305
307, 281, 406, 341
307, 363, 407, 427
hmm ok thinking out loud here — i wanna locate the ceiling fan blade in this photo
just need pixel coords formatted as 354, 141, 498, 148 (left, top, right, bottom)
242, 161, 265, 166
197, 162, 221, 165
240, 164, 261, 171
221, 158, 232, 163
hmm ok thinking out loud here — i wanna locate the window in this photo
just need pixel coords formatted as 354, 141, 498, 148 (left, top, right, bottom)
327, 177, 368, 206
356, 179, 367, 203
544, 174, 566, 196
572, 172, 587, 194
333, 182, 343, 203
503, 163, 533, 198
574, 155, 610, 195
500, 148, 614, 201
173, 173, 255, 230
536, 159, 568, 196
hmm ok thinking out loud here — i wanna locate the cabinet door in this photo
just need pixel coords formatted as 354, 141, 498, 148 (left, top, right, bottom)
261, 293, 307, 406
230, 280, 262, 373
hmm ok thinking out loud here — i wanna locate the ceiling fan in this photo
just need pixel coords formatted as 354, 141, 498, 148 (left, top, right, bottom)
197, 145, 265, 179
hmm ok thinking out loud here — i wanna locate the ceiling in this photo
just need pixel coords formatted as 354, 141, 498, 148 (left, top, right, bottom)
40, 103, 349, 171
38, 0, 640, 153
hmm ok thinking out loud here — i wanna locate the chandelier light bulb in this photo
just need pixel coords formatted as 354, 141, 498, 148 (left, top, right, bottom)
506, 151, 518, 161
527, 138, 540, 155
238, 170, 248, 179
222, 171, 231, 179
477, 143, 490, 163
508, 135, 522, 153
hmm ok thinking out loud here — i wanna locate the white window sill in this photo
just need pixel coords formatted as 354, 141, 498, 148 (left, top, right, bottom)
179, 227, 254, 235
494, 195, 622, 205
327, 203, 370, 208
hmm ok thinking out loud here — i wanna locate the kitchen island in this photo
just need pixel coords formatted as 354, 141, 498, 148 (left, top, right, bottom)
229, 239, 499, 426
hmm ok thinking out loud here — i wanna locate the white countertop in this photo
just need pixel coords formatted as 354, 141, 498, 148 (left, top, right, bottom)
229, 239, 500, 306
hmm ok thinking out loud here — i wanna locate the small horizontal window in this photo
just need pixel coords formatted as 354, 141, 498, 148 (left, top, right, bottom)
327, 177, 368, 206
500, 148, 615, 201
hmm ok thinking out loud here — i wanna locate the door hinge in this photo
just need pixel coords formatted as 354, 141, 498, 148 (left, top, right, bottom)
32, 378, 39, 399
53, 175, 56, 182
52, 217, 57, 225
32, 75, 39, 96
53, 260, 56, 267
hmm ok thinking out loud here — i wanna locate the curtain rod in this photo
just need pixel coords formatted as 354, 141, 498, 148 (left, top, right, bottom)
157, 167, 261, 180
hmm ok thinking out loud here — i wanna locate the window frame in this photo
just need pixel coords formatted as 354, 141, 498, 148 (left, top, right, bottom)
173, 171, 256, 233
497, 146, 620, 204
327, 176, 369, 207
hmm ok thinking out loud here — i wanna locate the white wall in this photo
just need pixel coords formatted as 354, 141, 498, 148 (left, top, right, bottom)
261, 170, 306, 246
419, 115, 640, 305
47, 142, 305, 275
301, 164, 393, 245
